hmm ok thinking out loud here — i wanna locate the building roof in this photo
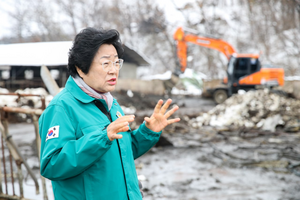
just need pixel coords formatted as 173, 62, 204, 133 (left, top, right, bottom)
123, 45, 150, 66
0, 41, 149, 67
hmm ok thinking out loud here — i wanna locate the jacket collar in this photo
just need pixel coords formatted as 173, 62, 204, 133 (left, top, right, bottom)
65, 76, 95, 103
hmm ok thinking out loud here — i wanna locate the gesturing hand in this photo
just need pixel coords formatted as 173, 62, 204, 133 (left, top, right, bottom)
144, 99, 180, 132
106, 115, 135, 141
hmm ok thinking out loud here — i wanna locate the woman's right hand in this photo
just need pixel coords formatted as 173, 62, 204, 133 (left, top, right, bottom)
106, 115, 135, 141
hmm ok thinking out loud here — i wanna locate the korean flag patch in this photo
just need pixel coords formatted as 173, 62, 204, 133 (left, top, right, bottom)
46, 126, 60, 141
116, 111, 122, 118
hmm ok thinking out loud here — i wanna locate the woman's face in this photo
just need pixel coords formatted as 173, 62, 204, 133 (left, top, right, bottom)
77, 44, 120, 93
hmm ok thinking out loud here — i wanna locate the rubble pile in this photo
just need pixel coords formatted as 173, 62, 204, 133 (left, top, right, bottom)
190, 89, 300, 132
0, 87, 53, 108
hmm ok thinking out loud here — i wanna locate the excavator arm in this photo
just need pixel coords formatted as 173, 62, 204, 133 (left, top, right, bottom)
173, 27, 236, 73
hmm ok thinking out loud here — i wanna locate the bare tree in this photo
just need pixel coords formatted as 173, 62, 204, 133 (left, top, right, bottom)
2, 0, 299, 76
55, 0, 78, 36
109, 0, 173, 73
245, 0, 300, 75
4, 0, 31, 42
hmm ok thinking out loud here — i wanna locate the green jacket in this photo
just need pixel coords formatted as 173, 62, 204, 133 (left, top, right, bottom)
39, 76, 161, 200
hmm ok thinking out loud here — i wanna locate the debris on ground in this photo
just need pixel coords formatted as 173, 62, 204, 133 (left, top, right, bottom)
136, 125, 300, 200
189, 89, 300, 132
0, 87, 53, 108
1, 86, 300, 199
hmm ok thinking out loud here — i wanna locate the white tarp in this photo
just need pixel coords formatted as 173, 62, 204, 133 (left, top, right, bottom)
0, 41, 72, 66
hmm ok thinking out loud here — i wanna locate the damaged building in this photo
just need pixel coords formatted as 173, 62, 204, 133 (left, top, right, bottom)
0, 41, 149, 91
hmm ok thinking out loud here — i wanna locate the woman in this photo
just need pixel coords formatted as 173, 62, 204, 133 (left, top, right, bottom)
39, 27, 180, 200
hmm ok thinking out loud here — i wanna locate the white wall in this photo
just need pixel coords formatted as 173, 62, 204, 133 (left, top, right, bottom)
119, 63, 137, 79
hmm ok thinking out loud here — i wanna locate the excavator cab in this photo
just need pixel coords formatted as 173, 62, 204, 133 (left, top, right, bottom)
227, 54, 261, 95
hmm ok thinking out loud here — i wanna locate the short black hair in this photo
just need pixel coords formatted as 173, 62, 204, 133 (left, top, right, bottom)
68, 27, 124, 77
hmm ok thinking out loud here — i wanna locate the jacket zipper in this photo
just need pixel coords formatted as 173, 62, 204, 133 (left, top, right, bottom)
116, 140, 130, 200
94, 100, 130, 200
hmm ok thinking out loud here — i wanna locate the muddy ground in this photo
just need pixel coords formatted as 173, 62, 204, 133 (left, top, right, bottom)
3, 92, 300, 200
136, 128, 300, 200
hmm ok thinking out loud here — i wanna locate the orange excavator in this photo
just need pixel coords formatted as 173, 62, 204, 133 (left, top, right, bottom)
173, 27, 285, 103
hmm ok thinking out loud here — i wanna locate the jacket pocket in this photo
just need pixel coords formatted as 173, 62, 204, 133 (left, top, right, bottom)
81, 123, 109, 136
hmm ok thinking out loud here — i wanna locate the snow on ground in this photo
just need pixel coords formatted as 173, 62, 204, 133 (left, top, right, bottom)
141, 70, 173, 81
0, 87, 53, 108
190, 88, 300, 132
2, 178, 54, 200
0, 88, 18, 107
285, 76, 300, 81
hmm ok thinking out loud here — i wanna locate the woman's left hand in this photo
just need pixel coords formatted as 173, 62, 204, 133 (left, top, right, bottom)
144, 99, 180, 132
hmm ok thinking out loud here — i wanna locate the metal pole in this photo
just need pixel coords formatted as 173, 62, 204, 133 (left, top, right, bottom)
32, 115, 41, 159
0, 137, 3, 194
32, 114, 48, 200
40, 65, 60, 96
1, 134, 8, 194
17, 164, 23, 198
41, 96, 46, 110
2, 106, 43, 116
9, 154, 15, 196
